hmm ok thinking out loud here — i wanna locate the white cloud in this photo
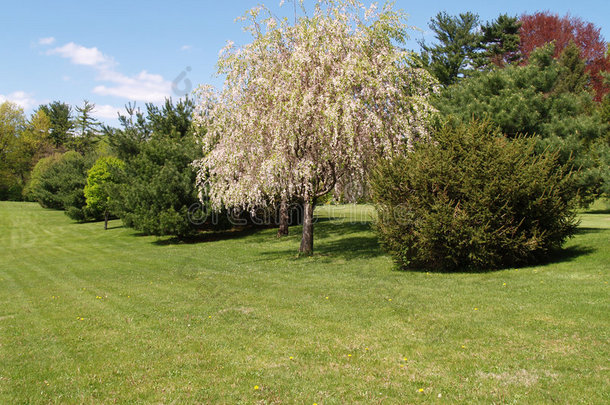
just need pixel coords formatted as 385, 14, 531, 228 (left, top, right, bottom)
38, 37, 56, 45
0, 91, 38, 110
93, 70, 172, 103
47, 42, 115, 68
47, 41, 173, 102
180, 45, 192, 51
92, 104, 124, 120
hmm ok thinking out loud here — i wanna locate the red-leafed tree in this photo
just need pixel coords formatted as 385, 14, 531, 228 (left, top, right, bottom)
519, 11, 610, 101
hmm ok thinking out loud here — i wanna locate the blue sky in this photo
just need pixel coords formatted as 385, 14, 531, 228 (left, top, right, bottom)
1, 0, 608, 125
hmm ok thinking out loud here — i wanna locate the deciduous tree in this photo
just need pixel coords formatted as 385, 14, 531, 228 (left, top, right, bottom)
84, 156, 124, 230
194, 0, 436, 255
0, 102, 26, 199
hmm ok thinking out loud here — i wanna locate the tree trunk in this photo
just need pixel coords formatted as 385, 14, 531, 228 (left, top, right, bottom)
299, 199, 314, 255
104, 210, 109, 230
277, 198, 289, 237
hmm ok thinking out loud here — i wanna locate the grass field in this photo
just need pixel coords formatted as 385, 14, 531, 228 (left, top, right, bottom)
0, 201, 608, 404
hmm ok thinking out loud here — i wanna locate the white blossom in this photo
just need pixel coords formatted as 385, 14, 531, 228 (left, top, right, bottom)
194, 0, 437, 212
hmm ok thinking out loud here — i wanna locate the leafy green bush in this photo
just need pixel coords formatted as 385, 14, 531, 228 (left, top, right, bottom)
23, 153, 63, 201
371, 121, 579, 271
84, 156, 125, 229
28, 151, 98, 220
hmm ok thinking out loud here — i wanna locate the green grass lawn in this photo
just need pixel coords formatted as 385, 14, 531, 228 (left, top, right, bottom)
0, 201, 608, 404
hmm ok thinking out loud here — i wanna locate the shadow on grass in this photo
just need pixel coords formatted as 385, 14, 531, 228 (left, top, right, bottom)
258, 220, 384, 261
583, 208, 610, 215
401, 244, 597, 274
151, 226, 268, 245
542, 245, 596, 265
576, 227, 606, 234
315, 235, 382, 259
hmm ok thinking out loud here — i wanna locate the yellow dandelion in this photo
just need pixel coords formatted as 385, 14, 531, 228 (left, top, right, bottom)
419, 388, 424, 393
254, 385, 259, 390
403, 357, 407, 361
388, 298, 392, 302
348, 354, 352, 357
325, 296, 329, 299
365, 347, 369, 351
80, 317, 84, 321
474, 307, 478, 311
289, 356, 294, 360
208, 315, 212, 319
461, 345, 465, 349
503, 283, 506, 286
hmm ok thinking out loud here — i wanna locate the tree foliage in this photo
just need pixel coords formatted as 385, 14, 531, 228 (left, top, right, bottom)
434, 44, 607, 203
0, 102, 26, 200
37, 101, 74, 147
519, 11, 610, 101
195, 0, 437, 254
109, 98, 209, 237
1, 103, 56, 201
73, 100, 101, 154
371, 121, 578, 271
28, 151, 96, 220
84, 156, 124, 229
418, 12, 522, 84
479, 14, 522, 68
418, 11, 481, 86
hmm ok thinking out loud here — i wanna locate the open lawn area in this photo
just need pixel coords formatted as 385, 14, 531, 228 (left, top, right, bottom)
0, 201, 608, 404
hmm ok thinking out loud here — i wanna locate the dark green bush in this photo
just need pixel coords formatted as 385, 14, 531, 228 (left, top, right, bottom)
107, 98, 233, 237
371, 121, 579, 271
112, 136, 207, 236
28, 151, 98, 221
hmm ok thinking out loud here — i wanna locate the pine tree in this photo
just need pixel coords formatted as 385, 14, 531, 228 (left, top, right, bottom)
73, 100, 100, 154
478, 14, 522, 68
418, 12, 482, 86
37, 101, 73, 147
554, 42, 589, 94
434, 44, 606, 204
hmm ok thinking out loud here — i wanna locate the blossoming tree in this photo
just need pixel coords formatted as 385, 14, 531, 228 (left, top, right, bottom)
194, 0, 436, 255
